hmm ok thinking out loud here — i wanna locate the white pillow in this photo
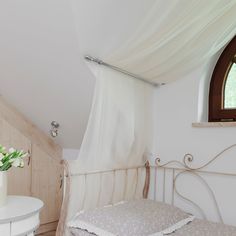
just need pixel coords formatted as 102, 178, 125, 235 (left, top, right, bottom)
68, 199, 194, 236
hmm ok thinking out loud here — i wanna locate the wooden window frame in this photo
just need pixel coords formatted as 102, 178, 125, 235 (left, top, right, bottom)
209, 35, 236, 122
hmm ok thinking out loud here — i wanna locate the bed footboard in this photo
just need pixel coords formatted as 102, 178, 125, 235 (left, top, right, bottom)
56, 160, 150, 236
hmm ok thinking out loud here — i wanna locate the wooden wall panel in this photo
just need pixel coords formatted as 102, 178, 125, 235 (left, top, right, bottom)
0, 96, 62, 161
0, 118, 32, 196
0, 97, 63, 234
32, 144, 63, 226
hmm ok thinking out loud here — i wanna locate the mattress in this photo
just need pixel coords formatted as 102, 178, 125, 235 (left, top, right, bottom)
70, 219, 236, 236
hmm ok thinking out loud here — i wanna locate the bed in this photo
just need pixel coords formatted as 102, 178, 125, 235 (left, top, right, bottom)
56, 144, 236, 236
69, 218, 236, 236
67, 199, 236, 236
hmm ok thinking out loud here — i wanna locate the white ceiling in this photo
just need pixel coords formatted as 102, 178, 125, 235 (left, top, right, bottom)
0, 0, 155, 148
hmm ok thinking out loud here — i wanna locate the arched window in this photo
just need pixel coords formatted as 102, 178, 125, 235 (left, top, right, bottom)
209, 36, 236, 122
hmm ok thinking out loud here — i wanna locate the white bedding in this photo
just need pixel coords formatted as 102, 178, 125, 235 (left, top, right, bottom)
68, 199, 194, 236
70, 219, 236, 236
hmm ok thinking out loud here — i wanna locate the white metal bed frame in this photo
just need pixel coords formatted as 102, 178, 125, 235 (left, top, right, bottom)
153, 143, 236, 224
56, 144, 236, 236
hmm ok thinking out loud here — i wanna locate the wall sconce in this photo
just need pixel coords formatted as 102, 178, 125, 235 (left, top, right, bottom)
50, 121, 60, 138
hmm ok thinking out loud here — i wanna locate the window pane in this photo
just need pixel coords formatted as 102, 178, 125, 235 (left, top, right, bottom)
224, 63, 236, 109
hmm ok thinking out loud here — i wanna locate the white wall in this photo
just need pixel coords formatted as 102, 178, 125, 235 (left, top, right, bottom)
152, 56, 236, 226
0, 0, 155, 149
63, 149, 80, 160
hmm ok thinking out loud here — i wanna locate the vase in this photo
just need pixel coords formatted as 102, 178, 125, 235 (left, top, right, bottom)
0, 171, 7, 207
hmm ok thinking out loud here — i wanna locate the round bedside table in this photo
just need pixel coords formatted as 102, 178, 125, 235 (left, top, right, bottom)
0, 196, 43, 236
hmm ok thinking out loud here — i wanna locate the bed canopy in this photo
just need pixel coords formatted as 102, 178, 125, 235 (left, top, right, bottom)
68, 0, 236, 173
107, 0, 236, 83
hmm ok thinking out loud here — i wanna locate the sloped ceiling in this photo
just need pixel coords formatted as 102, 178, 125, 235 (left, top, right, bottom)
0, 0, 155, 148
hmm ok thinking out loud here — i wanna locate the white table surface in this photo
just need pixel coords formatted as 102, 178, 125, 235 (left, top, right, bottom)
0, 196, 43, 224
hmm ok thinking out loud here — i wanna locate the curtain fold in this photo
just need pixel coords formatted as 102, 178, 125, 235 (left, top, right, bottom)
70, 63, 153, 173
108, 0, 236, 83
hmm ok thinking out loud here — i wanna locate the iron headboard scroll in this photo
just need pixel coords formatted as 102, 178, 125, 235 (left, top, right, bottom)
155, 144, 236, 224
156, 143, 236, 174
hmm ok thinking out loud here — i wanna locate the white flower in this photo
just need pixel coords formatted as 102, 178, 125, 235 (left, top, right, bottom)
0, 153, 4, 160
12, 158, 21, 167
19, 159, 24, 168
9, 148, 15, 154
0, 161, 3, 167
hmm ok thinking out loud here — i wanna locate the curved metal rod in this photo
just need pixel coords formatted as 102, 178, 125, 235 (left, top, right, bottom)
174, 170, 223, 223
154, 144, 236, 223
183, 144, 236, 170
156, 158, 186, 169
156, 143, 236, 171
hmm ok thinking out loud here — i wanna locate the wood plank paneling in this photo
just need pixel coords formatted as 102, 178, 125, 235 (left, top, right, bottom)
0, 97, 63, 234
32, 144, 63, 225
0, 118, 32, 196
0, 96, 62, 161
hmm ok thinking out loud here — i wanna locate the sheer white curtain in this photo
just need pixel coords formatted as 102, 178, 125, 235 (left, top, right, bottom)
67, 63, 153, 228
70, 63, 153, 173
108, 0, 236, 83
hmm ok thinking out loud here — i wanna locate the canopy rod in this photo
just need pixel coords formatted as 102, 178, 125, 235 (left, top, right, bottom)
84, 55, 159, 87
